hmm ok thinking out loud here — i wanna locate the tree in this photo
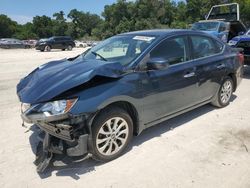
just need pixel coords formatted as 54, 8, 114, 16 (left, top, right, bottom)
0, 14, 17, 38
53, 11, 68, 36
232, 0, 250, 27
13, 22, 37, 39
68, 9, 103, 39
1, 0, 250, 40
32, 15, 54, 38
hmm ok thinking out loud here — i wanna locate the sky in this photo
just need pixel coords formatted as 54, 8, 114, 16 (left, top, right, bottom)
0, 0, 122, 24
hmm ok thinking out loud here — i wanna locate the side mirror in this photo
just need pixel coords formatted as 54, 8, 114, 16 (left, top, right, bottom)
147, 58, 169, 70
238, 31, 245, 36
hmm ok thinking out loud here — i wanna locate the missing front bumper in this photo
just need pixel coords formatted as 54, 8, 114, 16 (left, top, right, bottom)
21, 110, 90, 173
35, 132, 89, 173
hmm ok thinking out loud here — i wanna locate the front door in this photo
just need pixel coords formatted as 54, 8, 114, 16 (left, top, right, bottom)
141, 36, 200, 125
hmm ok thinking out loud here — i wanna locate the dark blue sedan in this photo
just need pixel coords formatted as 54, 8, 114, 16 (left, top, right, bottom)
17, 29, 243, 172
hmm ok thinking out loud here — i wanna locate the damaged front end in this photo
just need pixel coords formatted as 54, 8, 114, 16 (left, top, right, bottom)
21, 99, 90, 173
16, 55, 126, 173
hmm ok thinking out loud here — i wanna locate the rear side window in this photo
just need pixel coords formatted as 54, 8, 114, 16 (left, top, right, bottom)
150, 36, 188, 66
63, 37, 71, 41
190, 36, 224, 59
54, 38, 61, 41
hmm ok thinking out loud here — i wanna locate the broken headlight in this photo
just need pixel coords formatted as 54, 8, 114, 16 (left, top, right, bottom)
37, 99, 77, 116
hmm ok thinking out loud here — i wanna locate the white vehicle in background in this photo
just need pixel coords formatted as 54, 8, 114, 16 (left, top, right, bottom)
75, 40, 88, 48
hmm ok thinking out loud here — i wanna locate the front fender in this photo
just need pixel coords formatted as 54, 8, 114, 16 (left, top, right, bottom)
69, 75, 143, 119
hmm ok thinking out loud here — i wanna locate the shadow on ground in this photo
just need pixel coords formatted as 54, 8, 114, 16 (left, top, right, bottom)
28, 95, 237, 180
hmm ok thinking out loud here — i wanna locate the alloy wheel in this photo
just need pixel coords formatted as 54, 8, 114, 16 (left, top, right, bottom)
68, 45, 73, 51
45, 45, 51, 52
220, 80, 232, 104
96, 117, 129, 156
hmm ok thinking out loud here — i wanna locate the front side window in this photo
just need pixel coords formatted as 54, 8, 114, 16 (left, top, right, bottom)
83, 35, 156, 66
191, 36, 223, 59
150, 36, 188, 66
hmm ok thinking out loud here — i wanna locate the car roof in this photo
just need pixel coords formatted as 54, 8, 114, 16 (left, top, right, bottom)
52, 36, 72, 38
118, 29, 215, 39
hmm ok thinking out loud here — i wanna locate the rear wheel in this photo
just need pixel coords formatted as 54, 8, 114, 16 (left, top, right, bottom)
67, 45, 73, 51
91, 107, 133, 161
211, 77, 233, 108
44, 45, 51, 52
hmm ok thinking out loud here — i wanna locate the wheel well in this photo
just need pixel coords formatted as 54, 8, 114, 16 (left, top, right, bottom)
44, 45, 52, 49
228, 73, 237, 92
100, 101, 139, 135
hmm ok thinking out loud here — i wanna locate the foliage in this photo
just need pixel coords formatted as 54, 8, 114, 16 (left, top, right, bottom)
0, 14, 17, 38
0, 0, 250, 40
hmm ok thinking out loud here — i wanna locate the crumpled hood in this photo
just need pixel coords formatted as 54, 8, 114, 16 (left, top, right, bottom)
17, 57, 125, 104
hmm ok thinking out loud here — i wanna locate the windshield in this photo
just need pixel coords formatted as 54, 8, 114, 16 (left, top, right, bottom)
39, 38, 49, 42
192, 22, 219, 31
82, 35, 156, 66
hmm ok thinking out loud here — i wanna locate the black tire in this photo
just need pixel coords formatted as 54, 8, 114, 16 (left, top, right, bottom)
44, 45, 51, 52
40, 50, 44, 52
67, 45, 73, 51
79, 44, 83, 48
91, 107, 133, 162
211, 76, 233, 108
62, 49, 65, 51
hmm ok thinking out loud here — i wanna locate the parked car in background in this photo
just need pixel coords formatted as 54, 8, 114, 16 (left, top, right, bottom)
23, 39, 38, 48
228, 29, 250, 65
86, 41, 99, 47
0, 38, 32, 49
86, 41, 93, 46
92, 41, 99, 47
35, 36, 75, 52
192, 3, 246, 42
75, 40, 88, 48
17, 29, 243, 173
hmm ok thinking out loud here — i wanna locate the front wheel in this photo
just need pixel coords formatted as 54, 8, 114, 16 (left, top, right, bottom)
67, 45, 73, 51
91, 107, 133, 162
211, 77, 233, 108
44, 45, 51, 52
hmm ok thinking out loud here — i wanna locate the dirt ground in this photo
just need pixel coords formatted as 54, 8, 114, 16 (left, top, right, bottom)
0, 48, 250, 188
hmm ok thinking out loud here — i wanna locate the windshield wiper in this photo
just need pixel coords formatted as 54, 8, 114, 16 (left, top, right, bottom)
91, 51, 107, 61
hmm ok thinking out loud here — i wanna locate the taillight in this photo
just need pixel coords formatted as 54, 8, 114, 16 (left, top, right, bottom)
238, 53, 244, 65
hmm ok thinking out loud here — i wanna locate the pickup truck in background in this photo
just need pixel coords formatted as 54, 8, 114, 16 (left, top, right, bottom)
191, 3, 247, 43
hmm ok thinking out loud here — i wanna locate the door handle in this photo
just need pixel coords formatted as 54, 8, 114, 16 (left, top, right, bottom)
216, 64, 225, 69
184, 72, 195, 78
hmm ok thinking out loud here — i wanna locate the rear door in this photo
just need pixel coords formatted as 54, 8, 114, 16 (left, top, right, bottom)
141, 36, 200, 125
189, 35, 227, 102
53, 37, 62, 49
